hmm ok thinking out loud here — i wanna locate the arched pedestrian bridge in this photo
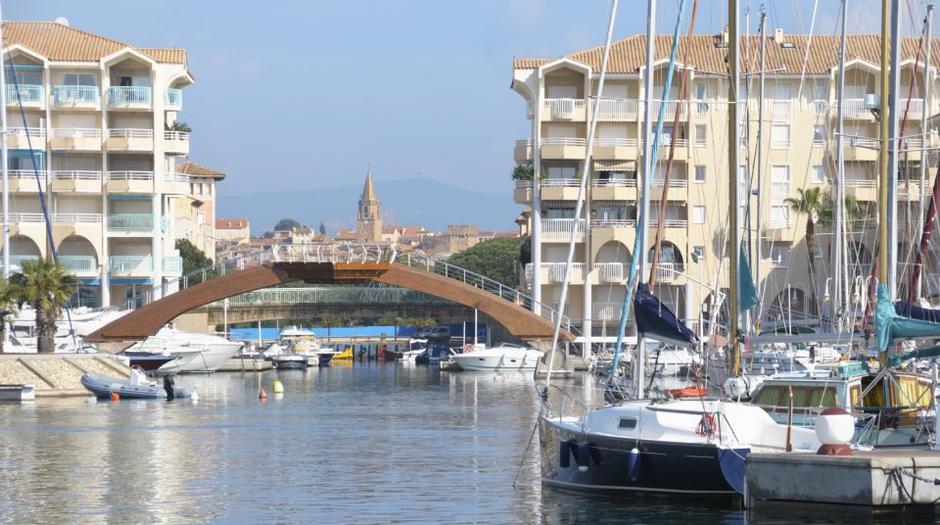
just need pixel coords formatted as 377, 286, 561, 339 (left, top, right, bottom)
86, 246, 574, 344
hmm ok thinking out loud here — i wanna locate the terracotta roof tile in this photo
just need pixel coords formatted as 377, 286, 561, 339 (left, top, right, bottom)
216, 218, 249, 229
3, 21, 186, 64
177, 161, 225, 179
514, 34, 940, 75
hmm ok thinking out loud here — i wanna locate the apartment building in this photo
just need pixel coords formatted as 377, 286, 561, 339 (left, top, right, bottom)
511, 30, 940, 345
2, 19, 199, 307
174, 161, 224, 260
216, 218, 251, 245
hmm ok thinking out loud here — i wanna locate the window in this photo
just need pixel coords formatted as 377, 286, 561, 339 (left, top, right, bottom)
812, 165, 826, 184
772, 83, 791, 119
695, 124, 707, 147
770, 245, 791, 267
692, 245, 705, 262
812, 82, 827, 101
770, 165, 790, 227
771, 124, 790, 148
813, 125, 826, 146
692, 205, 706, 224
546, 166, 576, 180
545, 207, 576, 219
619, 417, 637, 429
119, 76, 133, 87
694, 81, 709, 113
694, 165, 706, 182
62, 73, 95, 86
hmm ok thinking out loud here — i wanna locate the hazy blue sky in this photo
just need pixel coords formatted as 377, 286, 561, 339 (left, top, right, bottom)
6, 0, 929, 229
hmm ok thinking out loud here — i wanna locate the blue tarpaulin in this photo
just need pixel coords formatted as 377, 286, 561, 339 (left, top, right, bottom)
875, 283, 940, 352
634, 283, 697, 346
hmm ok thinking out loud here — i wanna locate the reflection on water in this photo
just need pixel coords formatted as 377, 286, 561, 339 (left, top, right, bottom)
0, 364, 935, 524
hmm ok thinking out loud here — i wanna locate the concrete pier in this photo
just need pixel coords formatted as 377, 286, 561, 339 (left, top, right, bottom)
747, 450, 940, 514
0, 354, 130, 397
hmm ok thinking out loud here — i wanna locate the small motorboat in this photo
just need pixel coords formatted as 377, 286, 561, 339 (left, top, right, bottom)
447, 344, 543, 371
333, 347, 353, 360
80, 369, 192, 400
123, 351, 175, 371
272, 354, 308, 370
0, 384, 35, 401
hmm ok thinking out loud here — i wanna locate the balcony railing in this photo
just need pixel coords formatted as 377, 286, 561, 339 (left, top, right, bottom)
596, 262, 625, 283
52, 213, 102, 223
541, 218, 586, 239
109, 128, 154, 139
650, 100, 687, 118
107, 171, 154, 181
540, 138, 586, 147
900, 98, 925, 114
51, 128, 101, 139
648, 262, 684, 282
163, 256, 183, 273
9, 169, 40, 180
845, 179, 877, 188
651, 178, 689, 188
52, 170, 101, 181
591, 218, 635, 228
593, 302, 622, 321
543, 98, 585, 119
109, 255, 152, 274
592, 178, 636, 187
108, 86, 152, 106
58, 255, 97, 272
164, 130, 190, 141
593, 137, 639, 147
766, 217, 795, 230
9, 127, 45, 138
840, 98, 873, 119
10, 255, 39, 267
649, 218, 688, 228
526, 262, 586, 283
107, 213, 153, 232
165, 173, 191, 183
542, 178, 580, 188
6, 84, 43, 104
52, 85, 100, 105
165, 89, 183, 110
10, 213, 43, 223
593, 98, 638, 119
513, 180, 533, 190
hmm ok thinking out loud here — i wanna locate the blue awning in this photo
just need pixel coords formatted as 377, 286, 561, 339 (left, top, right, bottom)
109, 278, 152, 285
78, 278, 100, 285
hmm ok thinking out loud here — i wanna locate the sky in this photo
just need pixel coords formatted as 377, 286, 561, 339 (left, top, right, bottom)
6, 0, 935, 230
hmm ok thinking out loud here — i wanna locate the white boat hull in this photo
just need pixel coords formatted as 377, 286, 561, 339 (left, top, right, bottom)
450, 347, 543, 371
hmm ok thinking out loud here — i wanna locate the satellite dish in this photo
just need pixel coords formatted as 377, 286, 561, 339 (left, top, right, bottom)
54, 17, 70, 27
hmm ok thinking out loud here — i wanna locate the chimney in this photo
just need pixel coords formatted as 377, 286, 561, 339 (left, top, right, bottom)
774, 28, 785, 45
722, 25, 729, 45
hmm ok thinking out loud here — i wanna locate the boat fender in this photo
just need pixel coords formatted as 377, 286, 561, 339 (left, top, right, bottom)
577, 443, 590, 473
273, 380, 285, 395
559, 441, 571, 468
259, 386, 268, 400
627, 447, 640, 480
110, 391, 120, 401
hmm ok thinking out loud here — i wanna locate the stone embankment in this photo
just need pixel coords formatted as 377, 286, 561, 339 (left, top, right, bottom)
0, 354, 130, 397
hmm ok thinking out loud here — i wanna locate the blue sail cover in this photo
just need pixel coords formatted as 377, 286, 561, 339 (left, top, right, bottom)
875, 283, 940, 352
894, 301, 940, 323
634, 283, 698, 346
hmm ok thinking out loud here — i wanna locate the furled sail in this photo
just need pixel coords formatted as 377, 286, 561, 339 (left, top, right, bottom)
738, 246, 759, 312
634, 283, 697, 346
894, 300, 940, 323
875, 283, 940, 352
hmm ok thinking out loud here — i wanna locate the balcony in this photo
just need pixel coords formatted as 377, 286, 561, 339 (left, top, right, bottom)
845, 178, 878, 201
514, 139, 533, 162
165, 89, 183, 111
648, 218, 688, 228
107, 213, 153, 233
50, 128, 102, 151
9, 213, 44, 238
7, 127, 45, 149
593, 302, 622, 321
107, 128, 154, 152
542, 98, 586, 121
108, 86, 152, 110
109, 255, 152, 275
58, 255, 98, 275
592, 98, 638, 120
164, 130, 190, 155
8, 170, 44, 193
595, 262, 625, 284
164, 173, 191, 195
163, 255, 183, 274
899, 98, 925, 118
6, 84, 44, 108
10, 254, 40, 269
106, 171, 154, 193
592, 138, 639, 160
839, 98, 876, 120
541, 178, 581, 200
541, 218, 585, 242
648, 262, 684, 282
513, 180, 532, 204
899, 179, 929, 200
50, 171, 102, 193
649, 100, 688, 120
52, 213, 102, 224
592, 177, 637, 201
591, 218, 636, 229
525, 262, 585, 286
540, 137, 586, 159
51, 85, 100, 109
843, 137, 879, 161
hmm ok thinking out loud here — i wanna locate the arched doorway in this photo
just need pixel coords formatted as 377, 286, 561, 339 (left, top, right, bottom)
58, 235, 100, 308
9, 235, 41, 271
768, 287, 807, 323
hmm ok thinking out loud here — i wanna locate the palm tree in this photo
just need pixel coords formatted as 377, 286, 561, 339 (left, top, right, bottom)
784, 187, 827, 318
9, 259, 77, 353
0, 279, 17, 353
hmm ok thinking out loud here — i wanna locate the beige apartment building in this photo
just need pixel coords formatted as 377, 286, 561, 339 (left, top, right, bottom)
511, 30, 940, 345
1, 20, 201, 307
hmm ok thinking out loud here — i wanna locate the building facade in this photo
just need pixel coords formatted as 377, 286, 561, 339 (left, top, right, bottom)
511, 31, 940, 345
215, 218, 251, 245
1, 20, 199, 307
174, 161, 224, 260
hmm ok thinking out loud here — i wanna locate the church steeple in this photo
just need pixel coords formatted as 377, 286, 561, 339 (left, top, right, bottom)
356, 167, 382, 243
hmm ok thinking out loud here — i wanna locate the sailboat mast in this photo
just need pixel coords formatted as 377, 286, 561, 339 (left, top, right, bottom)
877, 0, 892, 372
887, 0, 901, 300
834, 0, 848, 328
916, 5, 933, 299
728, 0, 742, 376
0, 3, 9, 281
636, 0, 656, 398
755, 9, 766, 319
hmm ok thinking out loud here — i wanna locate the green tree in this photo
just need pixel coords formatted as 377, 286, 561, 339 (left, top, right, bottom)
511, 163, 534, 181
319, 222, 327, 236
0, 279, 17, 353
274, 218, 302, 231
9, 260, 77, 353
175, 239, 214, 280
168, 121, 192, 133
446, 237, 524, 288
784, 187, 827, 317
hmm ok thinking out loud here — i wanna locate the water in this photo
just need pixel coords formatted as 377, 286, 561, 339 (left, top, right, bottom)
0, 363, 933, 524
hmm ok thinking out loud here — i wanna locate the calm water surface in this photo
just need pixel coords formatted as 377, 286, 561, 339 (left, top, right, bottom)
0, 363, 934, 524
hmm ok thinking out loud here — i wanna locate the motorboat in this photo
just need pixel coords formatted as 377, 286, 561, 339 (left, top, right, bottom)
447, 344, 543, 371
539, 396, 821, 495
402, 339, 429, 362
126, 327, 243, 374
123, 351, 176, 371
0, 384, 34, 401
80, 369, 192, 400
272, 354, 308, 370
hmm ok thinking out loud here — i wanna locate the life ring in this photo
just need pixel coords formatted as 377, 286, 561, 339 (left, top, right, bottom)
463, 344, 474, 353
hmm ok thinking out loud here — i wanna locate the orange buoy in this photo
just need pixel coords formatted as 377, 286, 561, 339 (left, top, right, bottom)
258, 386, 268, 400
110, 391, 120, 401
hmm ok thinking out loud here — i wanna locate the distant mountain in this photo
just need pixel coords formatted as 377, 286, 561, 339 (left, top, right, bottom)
217, 177, 522, 234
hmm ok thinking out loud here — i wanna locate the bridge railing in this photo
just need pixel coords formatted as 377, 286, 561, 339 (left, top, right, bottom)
114, 243, 576, 336
205, 286, 453, 307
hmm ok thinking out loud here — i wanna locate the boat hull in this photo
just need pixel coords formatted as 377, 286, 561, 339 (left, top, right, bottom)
450, 350, 541, 371
273, 356, 308, 370
124, 352, 175, 371
538, 416, 740, 495
80, 373, 190, 400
